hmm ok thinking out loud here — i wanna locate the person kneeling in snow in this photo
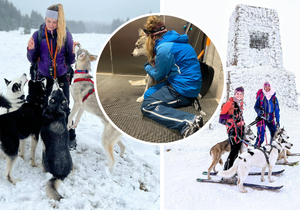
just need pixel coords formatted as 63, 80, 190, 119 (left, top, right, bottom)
254, 81, 280, 147
140, 16, 203, 138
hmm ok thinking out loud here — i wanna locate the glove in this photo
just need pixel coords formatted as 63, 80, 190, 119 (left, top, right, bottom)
276, 122, 280, 129
258, 109, 264, 117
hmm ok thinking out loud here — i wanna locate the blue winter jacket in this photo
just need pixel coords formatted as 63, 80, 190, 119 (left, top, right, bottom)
254, 93, 280, 123
144, 30, 202, 98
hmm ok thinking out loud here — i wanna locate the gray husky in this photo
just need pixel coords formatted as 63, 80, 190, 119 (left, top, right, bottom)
130, 28, 158, 102
67, 44, 125, 173
42, 87, 72, 201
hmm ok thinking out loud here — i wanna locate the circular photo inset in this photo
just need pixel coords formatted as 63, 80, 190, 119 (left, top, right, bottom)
96, 14, 224, 143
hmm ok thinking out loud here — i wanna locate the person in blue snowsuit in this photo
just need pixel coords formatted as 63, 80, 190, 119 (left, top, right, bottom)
254, 81, 280, 146
141, 16, 203, 138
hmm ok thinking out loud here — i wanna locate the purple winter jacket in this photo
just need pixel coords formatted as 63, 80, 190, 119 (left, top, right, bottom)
27, 23, 75, 78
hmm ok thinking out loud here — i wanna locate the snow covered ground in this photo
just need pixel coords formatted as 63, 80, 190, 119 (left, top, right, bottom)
164, 99, 300, 209
0, 29, 160, 210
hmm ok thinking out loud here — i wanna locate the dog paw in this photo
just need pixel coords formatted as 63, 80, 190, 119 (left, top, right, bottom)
199, 110, 206, 116
31, 161, 37, 167
261, 178, 265, 182
241, 189, 248, 193
136, 96, 144, 102
19, 155, 25, 160
270, 179, 275, 183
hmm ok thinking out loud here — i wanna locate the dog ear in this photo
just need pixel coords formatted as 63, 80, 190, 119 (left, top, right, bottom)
4, 78, 10, 86
40, 78, 47, 89
90, 54, 98, 62
138, 28, 146, 37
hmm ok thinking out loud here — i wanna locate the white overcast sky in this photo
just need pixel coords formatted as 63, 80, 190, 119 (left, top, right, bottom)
9, 0, 160, 22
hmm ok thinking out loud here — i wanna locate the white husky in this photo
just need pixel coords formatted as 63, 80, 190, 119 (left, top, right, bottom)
0, 73, 28, 115
218, 134, 292, 193
68, 44, 125, 172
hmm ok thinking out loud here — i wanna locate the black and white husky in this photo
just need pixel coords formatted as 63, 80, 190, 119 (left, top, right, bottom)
0, 73, 28, 115
0, 79, 46, 184
67, 44, 125, 173
41, 87, 73, 201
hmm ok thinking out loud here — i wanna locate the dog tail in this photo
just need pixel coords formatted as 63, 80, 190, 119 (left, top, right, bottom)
217, 157, 241, 178
46, 177, 63, 201
0, 95, 12, 109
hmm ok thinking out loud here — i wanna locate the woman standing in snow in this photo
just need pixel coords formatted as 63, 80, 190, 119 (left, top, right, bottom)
219, 87, 245, 171
27, 4, 78, 150
141, 16, 203, 138
254, 81, 280, 147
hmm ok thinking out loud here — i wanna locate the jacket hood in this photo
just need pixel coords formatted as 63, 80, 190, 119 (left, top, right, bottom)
155, 30, 188, 48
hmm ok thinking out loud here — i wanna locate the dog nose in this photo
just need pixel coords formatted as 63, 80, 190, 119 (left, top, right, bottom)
131, 53, 133, 56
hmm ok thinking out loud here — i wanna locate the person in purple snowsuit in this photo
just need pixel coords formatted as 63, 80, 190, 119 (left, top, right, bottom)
27, 4, 78, 150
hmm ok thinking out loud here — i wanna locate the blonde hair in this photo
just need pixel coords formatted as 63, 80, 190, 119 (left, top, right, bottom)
144, 16, 164, 62
47, 4, 66, 52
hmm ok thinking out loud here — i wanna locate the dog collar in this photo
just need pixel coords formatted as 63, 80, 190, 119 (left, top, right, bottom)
75, 70, 89, 74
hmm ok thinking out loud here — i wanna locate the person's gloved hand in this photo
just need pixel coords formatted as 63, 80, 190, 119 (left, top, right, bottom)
258, 109, 264, 117
276, 122, 280, 129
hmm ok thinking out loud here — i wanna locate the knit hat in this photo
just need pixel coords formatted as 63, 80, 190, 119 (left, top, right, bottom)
234, 86, 244, 95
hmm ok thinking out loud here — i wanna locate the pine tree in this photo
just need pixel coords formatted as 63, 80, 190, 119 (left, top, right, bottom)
24, 22, 30, 34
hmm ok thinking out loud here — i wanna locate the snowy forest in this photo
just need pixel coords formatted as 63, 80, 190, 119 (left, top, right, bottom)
0, 0, 127, 34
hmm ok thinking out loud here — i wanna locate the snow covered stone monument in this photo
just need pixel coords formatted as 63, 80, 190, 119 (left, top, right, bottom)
226, 4, 298, 111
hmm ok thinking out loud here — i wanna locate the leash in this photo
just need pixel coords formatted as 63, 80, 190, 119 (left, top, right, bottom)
45, 26, 58, 79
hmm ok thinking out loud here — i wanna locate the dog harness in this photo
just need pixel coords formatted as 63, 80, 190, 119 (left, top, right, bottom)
74, 70, 95, 102
257, 145, 280, 165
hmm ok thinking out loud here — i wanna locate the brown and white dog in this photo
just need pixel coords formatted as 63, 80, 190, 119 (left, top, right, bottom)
207, 125, 255, 179
67, 44, 126, 173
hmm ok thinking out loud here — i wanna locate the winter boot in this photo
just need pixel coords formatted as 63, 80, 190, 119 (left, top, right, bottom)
181, 115, 203, 138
